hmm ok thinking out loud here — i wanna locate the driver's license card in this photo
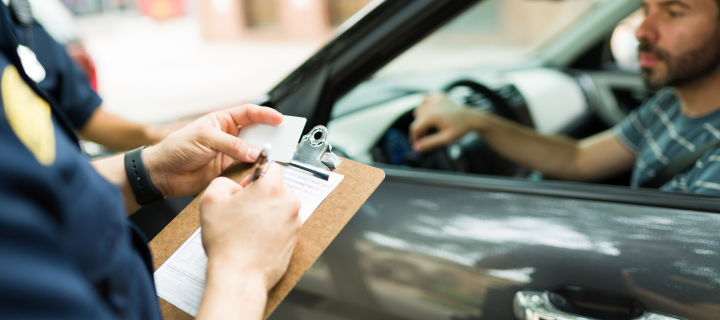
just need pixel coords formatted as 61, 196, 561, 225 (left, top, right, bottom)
237, 115, 307, 162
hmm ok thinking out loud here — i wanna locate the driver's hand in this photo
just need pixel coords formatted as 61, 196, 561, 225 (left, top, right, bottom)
143, 104, 283, 197
410, 93, 485, 153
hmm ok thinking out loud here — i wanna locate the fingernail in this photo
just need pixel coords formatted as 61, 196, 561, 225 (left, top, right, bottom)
248, 147, 260, 160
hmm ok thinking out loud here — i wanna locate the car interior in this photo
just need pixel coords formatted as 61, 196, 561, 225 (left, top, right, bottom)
325, 0, 649, 187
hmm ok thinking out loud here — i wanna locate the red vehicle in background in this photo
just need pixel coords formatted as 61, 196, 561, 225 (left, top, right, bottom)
64, 41, 97, 90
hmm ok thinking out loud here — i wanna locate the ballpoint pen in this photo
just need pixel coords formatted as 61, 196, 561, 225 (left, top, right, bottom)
248, 144, 271, 184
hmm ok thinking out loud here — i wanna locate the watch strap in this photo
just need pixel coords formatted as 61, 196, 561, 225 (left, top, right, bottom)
124, 147, 164, 205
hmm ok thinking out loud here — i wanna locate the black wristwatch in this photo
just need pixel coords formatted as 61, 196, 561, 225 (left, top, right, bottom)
124, 146, 164, 205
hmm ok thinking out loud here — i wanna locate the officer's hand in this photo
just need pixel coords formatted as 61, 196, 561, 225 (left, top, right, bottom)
143, 104, 283, 197
409, 93, 486, 153
144, 118, 194, 145
199, 164, 302, 290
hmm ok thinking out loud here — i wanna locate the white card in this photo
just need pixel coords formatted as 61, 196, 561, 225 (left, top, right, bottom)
237, 116, 306, 162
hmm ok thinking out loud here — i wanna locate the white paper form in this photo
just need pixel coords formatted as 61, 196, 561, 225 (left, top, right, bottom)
154, 228, 205, 316
154, 168, 344, 316
281, 166, 344, 223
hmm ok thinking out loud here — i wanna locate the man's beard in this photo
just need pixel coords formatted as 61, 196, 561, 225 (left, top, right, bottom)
639, 29, 720, 90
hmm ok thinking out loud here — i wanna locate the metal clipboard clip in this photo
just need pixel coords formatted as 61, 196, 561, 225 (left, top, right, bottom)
286, 125, 341, 180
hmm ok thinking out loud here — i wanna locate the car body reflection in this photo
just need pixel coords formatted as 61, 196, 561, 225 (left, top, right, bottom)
272, 179, 720, 320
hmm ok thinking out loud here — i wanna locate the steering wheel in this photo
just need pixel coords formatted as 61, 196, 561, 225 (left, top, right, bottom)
373, 79, 528, 176
442, 80, 521, 123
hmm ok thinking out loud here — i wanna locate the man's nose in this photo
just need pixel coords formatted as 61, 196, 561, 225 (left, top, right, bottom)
635, 14, 659, 43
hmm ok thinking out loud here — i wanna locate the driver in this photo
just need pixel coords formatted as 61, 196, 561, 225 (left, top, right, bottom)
410, 0, 720, 194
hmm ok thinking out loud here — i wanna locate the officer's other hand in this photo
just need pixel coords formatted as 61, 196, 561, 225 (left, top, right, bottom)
143, 104, 283, 197
199, 164, 302, 291
409, 93, 484, 154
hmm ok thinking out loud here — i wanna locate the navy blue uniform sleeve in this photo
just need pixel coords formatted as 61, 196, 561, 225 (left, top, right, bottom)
23, 23, 101, 129
1, 8, 157, 318
0, 193, 118, 319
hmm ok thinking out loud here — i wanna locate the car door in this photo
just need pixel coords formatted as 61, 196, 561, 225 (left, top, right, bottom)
272, 169, 720, 320
262, 1, 720, 319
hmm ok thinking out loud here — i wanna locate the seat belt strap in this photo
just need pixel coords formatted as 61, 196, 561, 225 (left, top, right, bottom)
642, 139, 720, 189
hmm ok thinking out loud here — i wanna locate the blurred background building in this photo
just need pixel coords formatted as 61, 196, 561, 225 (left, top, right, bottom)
48, 0, 374, 127
51, 0, 373, 126
199, 0, 372, 40
61, 0, 372, 38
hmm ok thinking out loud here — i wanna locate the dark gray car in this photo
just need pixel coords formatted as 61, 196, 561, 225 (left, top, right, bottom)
256, 0, 720, 319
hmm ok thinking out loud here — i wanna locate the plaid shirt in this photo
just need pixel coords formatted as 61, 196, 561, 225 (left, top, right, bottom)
614, 88, 720, 194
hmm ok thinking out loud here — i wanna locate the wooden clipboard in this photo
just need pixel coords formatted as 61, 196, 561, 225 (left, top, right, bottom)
148, 158, 385, 319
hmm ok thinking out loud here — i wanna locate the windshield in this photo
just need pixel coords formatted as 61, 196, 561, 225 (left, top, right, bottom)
374, 0, 613, 79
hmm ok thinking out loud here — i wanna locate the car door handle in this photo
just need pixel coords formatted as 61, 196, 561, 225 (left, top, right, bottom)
513, 291, 682, 320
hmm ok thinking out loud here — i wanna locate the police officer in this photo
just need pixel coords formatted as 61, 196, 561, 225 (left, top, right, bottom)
0, 3, 301, 318
8, 0, 186, 150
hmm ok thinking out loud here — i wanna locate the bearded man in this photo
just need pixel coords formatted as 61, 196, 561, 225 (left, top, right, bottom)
409, 0, 720, 194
